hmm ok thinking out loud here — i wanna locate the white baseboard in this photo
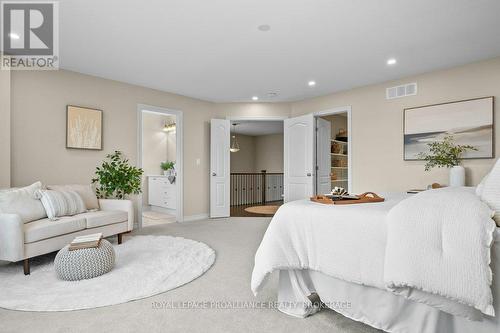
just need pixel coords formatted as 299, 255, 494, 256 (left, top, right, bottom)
182, 213, 209, 222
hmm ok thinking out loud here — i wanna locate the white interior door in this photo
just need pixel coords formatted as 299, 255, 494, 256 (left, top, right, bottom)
284, 114, 314, 202
210, 119, 230, 218
316, 117, 331, 195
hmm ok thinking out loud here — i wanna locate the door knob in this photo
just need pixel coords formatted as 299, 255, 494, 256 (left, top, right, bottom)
307, 173, 312, 177
212, 172, 217, 176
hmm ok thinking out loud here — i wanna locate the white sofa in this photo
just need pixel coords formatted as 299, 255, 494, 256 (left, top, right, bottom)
0, 199, 134, 275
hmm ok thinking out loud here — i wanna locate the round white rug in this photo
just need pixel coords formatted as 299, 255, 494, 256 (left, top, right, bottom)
0, 235, 216, 311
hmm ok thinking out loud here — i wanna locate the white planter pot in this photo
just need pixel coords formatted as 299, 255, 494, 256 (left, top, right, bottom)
163, 170, 169, 176
449, 166, 465, 187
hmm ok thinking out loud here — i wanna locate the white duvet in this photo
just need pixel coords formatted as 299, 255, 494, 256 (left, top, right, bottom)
251, 187, 497, 318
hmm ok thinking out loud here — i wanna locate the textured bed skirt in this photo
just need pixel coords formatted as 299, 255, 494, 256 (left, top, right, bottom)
278, 269, 500, 333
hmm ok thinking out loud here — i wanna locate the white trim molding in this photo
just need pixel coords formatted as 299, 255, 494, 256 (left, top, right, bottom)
313, 106, 352, 193
137, 104, 184, 226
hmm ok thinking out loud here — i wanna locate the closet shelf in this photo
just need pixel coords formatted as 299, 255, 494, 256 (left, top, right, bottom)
331, 139, 347, 144
331, 153, 347, 157
331, 167, 348, 169
331, 179, 348, 182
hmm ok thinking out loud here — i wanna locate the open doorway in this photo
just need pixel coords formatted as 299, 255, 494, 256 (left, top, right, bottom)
229, 120, 284, 217
137, 105, 183, 227
315, 110, 351, 195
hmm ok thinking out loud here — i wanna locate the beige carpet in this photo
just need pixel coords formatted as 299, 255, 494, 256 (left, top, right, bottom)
244, 205, 280, 215
0, 217, 381, 333
142, 211, 175, 220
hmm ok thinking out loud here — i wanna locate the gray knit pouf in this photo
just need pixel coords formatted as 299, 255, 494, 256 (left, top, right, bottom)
54, 239, 116, 281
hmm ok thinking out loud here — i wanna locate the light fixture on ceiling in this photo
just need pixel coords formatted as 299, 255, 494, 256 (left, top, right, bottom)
230, 123, 240, 153
308, 80, 316, 87
252, 96, 259, 101
163, 121, 176, 132
257, 24, 271, 32
387, 58, 397, 66
8, 32, 20, 40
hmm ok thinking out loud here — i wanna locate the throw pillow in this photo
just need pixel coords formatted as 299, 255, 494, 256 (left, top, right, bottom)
47, 184, 99, 210
0, 181, 47, 223
475, 172, 489, 197
480, 160, 500, 226
36, 189, 86, 220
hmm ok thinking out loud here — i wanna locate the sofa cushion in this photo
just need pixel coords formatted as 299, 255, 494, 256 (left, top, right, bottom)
47, 184, 99, 210
24, 216, 86, 243
80, 210, 128, 228
0, 182, 47, 223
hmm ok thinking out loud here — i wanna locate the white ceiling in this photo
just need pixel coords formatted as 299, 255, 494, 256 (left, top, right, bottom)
232, 121, 283, 136
60, 0, 500, 102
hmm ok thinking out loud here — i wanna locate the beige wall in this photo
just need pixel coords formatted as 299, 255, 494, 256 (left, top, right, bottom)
291, 57, 500, 192
214, 102, 291, 119
10, 70, 214, 217
230, 133, 284, 173
230, 134, 256, 172
255, 134, 284, 173
142, 112, 173, 176
0, 67, 10, 188
7, 57, 500, 217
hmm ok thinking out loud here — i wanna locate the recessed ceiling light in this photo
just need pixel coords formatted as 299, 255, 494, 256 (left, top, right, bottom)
387, 58, 397, 65
8, 32, 20, 40
308, 80, 316, 87
257, 24, 271, 32
252, 96, 259, 101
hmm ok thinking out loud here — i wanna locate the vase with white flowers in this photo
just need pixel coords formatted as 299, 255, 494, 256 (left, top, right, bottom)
417, 135, 477, 187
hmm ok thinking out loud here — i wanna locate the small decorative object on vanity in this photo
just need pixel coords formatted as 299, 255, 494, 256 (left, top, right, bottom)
160, 161, 175, 176
417, 135, 477, 187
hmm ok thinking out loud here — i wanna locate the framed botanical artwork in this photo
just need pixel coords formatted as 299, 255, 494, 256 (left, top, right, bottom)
403, 97, 494, 160
66, 105, 103, 150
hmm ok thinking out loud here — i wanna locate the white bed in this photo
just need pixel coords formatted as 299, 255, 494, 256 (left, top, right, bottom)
251, 188, 499, 333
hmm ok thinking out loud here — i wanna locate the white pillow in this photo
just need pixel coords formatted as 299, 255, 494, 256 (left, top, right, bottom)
476, 172, 490, 196
480, 160, 500, 226
47, 184, 99, 210
35, 189, 86, 220
0, 182, 47, 223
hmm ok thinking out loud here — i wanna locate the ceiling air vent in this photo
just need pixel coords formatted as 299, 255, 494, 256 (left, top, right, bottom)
386, 82, 417, 100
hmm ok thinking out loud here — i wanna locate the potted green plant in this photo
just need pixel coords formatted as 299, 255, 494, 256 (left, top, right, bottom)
160, 161, 175, 176
417, 135, 477, 186
92, 151, 144, 199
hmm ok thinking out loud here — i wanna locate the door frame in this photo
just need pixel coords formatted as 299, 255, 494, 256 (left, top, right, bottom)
224, 115, 288, 207
313, 106, 352, 193
225, 115, 289, 122
137, 104, 184, 227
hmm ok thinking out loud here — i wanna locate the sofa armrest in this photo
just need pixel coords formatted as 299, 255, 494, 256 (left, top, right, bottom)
98, 199, 134, 231
0, 214, 25, 262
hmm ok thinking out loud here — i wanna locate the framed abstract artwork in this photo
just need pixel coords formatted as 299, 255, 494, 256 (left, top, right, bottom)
404, 97, 494, 160
66, 105, 103, 150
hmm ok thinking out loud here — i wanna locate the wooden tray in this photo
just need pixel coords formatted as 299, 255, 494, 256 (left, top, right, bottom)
310, 192, 385, 205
